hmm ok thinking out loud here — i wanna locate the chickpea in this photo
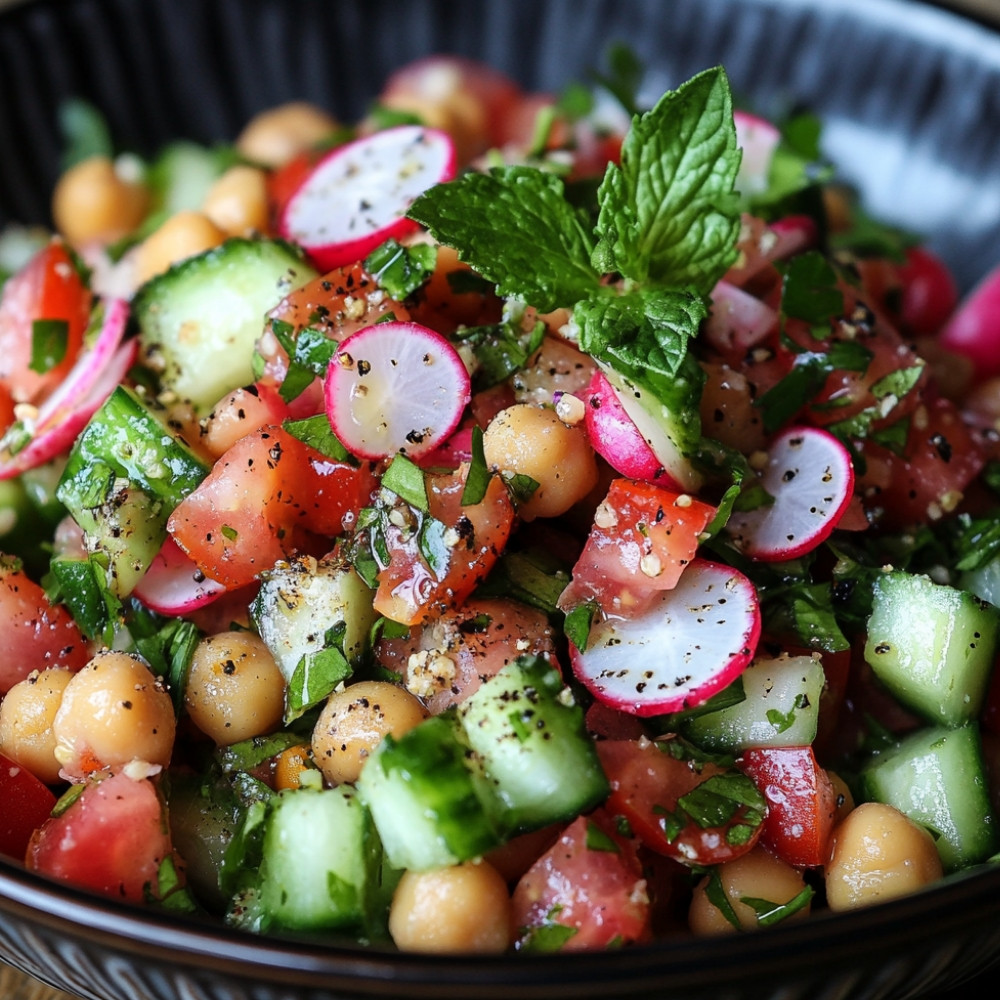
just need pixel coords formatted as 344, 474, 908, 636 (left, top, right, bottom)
184, 632, 285, 746
689, 845, 811, 935
482, 403, 599, 520
825, 801, 943, 911
201, 164, 270, 237
389, 859, 511, 953
236, 101, 339, 168
52, 650, 175, 779
0, 667, 74, 784
52, 154, 150, 245
133, 210, 227, 286
311, 680, 428, 785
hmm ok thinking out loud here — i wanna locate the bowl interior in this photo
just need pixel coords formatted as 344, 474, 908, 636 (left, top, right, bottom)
3, 1, 1000, 999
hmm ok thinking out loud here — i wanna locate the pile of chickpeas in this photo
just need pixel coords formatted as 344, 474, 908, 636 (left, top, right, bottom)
0, 65, 952, 954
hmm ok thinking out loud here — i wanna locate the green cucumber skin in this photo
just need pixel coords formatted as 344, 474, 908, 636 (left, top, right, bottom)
860, 723, 997, 872
55, 385, 210, 595
356, 713, 502, 872
133, 237, 317, 414
681, 653, 825, 752
457, 655, 609, 834
864, 571, 1000, 726
256, 785, 376, 932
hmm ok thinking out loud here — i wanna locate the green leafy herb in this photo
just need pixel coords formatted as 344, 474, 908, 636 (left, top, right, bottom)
592, 66, 740, 291
30, 319, 69, 374
518, 907, 578, 953
502, 472, 541, 507
364, 238, 437, 299
473, 548, 571, 616
381, 455, 430, 512
576, 286, 707, 380
756, 339, 873, 434
455, 313, 545, 392
704, 869, 742, 930
675, 772, 766, 831
585, 820, 621, 853
285, 623, 354, 722
563, 599, 599, 651
460, 425, 491, 505
739, 886, 815, 927
778, 250, 842, 330
283, 414, 354, 463
409, 166, 601, 313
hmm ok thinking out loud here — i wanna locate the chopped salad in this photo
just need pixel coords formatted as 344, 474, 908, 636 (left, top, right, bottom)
2, 50, 1000, 953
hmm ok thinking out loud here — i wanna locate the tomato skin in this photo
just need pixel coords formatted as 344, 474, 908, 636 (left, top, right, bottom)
0, 561, 92, 694
596, 739, 763, 867
0, 752, 57, 860
373, 469, 514, 626
511, 811, 650, 951
857, 397, 983, 530
167, 424, 373, 588
0, 242, 91, 404
895, 246, 958, 338
558, 479, 716, 617
26, 770, 176, 903
738, 746, 837, 868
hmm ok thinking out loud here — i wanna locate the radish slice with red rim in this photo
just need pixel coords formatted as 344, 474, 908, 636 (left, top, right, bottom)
0, 297, 135, 479
324, 320, 471, 460
734, 110, 781, 198
582, 368, 685, 489
724, 425, 855, 561
569, 558, 761, 717
278, 125, 456, 271
132, 537, 226, 614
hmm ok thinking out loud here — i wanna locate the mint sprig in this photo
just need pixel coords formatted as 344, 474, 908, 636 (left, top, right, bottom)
408, 166, 600, 313
592, 66, 741, 292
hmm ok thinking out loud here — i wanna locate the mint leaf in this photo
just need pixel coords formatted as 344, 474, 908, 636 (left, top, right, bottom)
779, 251, 842, 329
576, 286, 706, 380
592, 66, 740, 293
408, 166, 600, 311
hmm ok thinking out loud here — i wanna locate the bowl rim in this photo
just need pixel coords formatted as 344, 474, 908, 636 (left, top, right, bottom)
4, 855, 1000, 993
4, 0, 1000, 994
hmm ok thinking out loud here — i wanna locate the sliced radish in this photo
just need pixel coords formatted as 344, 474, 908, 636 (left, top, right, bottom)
132, 537, 226, 615
278, 125, 456, 271
0, 297, 135, 480
734, 110, 781, 198
703, 280, 778, 355
938, 259, 1000, 380
725, 425, 855, 561
324, 320, 471, 460
569, 558, 760, 717
766, 215, 819, 262
583, 369, 682, 486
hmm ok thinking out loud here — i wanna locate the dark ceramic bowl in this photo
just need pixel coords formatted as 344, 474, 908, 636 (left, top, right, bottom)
3, 1, 1000, 999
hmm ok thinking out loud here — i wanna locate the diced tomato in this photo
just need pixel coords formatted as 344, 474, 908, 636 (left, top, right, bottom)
596, 739, 764, 867
0, 242, 91, 404
558, 479, 716, 616
267, 148, 323, 222
167, 424, 374, 588
857, 397, 984, 529
0, 752, 57, 860
372, 467, 515, 625
895, 246, 959, 338
0, 559, 92, 694
511, 811, 650, 951
26, 770, 178, 903
256, 262, 411, 404
738, 746, 837, 868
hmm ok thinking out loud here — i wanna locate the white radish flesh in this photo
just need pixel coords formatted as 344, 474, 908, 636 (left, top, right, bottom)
279, 125, 456, 271
569, 559, 761, 717
0, 298, 135, 479
725, 425, 855, 561
703, 280, 778, 355
132, 537, 226, 614
324, 320, 471, 460
734, 110, 781, 198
